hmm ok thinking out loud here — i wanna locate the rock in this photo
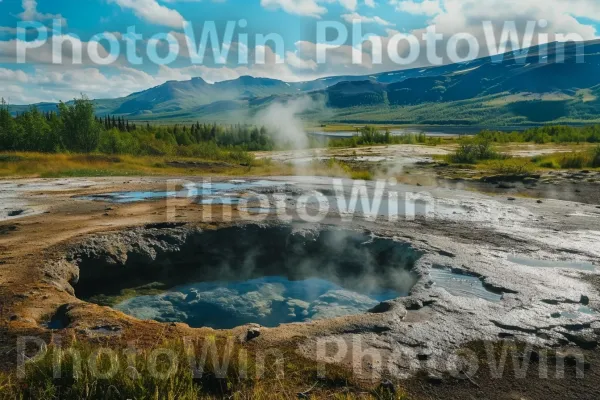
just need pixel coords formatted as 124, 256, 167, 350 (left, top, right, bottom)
481, 174, 540, 184
497, 182, 517, 189
426, 372, 444, 385
561, 331, 598, 350
404, 298, 424, 310
378, 380, 396, 394
564, 355, 592, 370
246, 327, 261, 341
369, 301, 395, 313
7, 209, 25, 217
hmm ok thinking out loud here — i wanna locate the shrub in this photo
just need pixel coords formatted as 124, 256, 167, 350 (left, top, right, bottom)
560, 152, 589, 169
447, 137, 502, 164
593, 146, 600, 168
538, 159, 560, 169
488, 159, 534, 175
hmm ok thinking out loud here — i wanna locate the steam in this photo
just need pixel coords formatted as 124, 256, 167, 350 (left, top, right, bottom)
255, 96, 321, 150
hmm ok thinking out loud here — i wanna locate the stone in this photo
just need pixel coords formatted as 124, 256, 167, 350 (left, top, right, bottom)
246, 327, 261, 341
378, 380, 396, 394
426, 372, 444, 385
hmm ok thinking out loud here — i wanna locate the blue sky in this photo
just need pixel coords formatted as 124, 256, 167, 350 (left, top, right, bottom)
0, 0, 599, 104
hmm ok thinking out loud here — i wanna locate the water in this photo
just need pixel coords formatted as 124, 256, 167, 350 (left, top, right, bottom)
428, 268, 503, 302
307, 125, 534, 139
77, 180, 288, 204
509, 256, 596, 271
114, 276, 399, 329
553, 306, 598, 319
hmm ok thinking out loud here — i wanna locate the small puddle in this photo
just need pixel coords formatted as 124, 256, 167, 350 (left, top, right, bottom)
509, 256, 596, 271
114, 276, 398, 329
429, 268, 502, 302
77, 180, 288, 203
552, 306, 598, 319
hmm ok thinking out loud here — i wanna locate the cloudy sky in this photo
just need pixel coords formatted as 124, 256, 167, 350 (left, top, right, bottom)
0, 0, 599, 104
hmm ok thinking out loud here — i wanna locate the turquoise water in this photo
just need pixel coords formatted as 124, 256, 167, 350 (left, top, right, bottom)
553, 306, 598, 319
429, 268, 503, 302
77, 180, 287, 204
114, 276, 399, 329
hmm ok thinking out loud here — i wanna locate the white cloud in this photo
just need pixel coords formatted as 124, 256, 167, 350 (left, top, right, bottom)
342, 12, 393, 26
423, 0, 599, 46
285, 50, 318, 69
18, 0, 66, 25
260, 0, 359, 18
108, 0, 187, 29
0, 36, 113, 65
391, 0, 441, 16
260, 0, 326, 18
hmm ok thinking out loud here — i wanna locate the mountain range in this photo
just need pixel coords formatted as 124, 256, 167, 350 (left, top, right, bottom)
11, 40, 600, 126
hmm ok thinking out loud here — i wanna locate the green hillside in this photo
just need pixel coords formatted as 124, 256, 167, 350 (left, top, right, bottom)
10, 41, 600, 126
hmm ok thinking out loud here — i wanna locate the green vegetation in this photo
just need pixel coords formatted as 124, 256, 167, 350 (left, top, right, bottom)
0, 339, 407, 400
532, 147, 600, 169
0, 153, 256, 178
476, 125, 600, 144
328, 126, 443, 148
0, 97, 279, 167
446, 136, 503, 164
445, 127, 600, 173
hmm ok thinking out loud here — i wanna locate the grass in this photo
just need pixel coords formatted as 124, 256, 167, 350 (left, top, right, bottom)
532, 146, 600, 170
0, 152, 287, 178
0, 151, 381, 181
483, 158, 536, 175
0, 338, 409, 400
444, 140, 600, 176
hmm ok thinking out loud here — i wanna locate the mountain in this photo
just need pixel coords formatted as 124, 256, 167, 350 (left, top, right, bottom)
11, 40, 600, 126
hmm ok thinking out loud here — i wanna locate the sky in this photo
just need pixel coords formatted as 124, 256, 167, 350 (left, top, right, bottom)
0, 0, 599, 104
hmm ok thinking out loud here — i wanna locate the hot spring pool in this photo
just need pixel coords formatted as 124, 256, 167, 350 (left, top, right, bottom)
114, 276, 400, 329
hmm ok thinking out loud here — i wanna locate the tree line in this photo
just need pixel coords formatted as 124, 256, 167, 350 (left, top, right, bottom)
329, 126, 443, 148
0, 97, 277, 161
476, 125, 600, 144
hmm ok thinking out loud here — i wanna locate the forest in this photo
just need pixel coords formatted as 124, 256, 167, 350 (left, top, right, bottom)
0, 98, 276, 163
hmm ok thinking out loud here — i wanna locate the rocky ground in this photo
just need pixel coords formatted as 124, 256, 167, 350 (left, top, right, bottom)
1, 148, 600, 398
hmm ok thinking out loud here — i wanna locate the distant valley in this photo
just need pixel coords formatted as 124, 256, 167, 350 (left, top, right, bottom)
11, 41, 600, 127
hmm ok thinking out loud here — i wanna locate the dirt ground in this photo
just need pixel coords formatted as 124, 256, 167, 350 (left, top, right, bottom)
0, 152, 599, 398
